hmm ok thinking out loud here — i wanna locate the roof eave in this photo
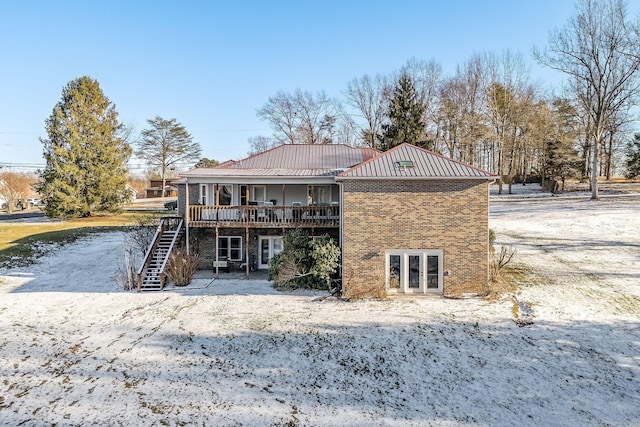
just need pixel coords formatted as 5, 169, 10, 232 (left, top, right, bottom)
335, 175, 498, 181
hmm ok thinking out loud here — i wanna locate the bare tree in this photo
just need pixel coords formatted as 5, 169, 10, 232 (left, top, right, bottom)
0, 172, 33, 214
534, 0, 640, 199
401, 57, 443, 142
256, 91, 298, 145
257, 90, 343, 145
436, 54, 488, 165
344, 74, 388, 148
294, 90, 341, 144
485, 51, 537, 193
247, 135, 277, 155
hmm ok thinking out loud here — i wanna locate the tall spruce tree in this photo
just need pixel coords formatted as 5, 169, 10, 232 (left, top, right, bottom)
37, 76, 131, 218
625, 134, 640, 178
379, 74, 426, 151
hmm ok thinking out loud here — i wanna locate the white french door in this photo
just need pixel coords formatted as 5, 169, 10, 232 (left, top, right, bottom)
386, 250, 443, 294
258, 236, 283, 269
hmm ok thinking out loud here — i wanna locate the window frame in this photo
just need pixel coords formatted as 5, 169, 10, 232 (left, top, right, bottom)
385, 249, 443, 294
217, 236, 243, 261
307, 185, 332, 205
200, 184, 207, 205
253, 185, 266, 203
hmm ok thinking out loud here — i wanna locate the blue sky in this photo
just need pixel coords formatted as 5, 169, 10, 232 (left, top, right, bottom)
0, 0, 580, 171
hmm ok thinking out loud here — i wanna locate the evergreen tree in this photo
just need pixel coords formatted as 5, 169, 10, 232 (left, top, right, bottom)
194, 157, 220, 168
543, 139, 581, 192
625, 134, 640, 178
37, 76, 131, 218
379, 74, 426, 151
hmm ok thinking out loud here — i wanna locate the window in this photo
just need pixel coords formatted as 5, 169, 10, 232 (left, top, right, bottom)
217, 237, 242, 261
389, 255, 400, 290
240, 185, 248, 205
218, 185, 232, 206
253, 185, 266, 203
308, 185, 332, 205
385, 250, 443, 294
200, 184, 207, 205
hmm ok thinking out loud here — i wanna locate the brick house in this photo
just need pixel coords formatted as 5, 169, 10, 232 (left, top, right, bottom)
138, 143, 496, 297
337, 144, 495, 298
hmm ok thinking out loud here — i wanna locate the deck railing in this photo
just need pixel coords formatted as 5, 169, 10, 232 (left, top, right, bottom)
188, 204, 340, 227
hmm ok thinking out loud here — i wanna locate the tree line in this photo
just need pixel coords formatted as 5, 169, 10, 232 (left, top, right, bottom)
251, 0, 640, 198
19, 0, 640, 219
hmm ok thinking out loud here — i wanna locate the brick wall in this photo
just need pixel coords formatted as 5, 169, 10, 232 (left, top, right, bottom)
341, 179, 489, 299
177, 183, 200, 217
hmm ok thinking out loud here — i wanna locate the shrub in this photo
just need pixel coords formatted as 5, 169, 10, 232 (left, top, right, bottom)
114, 214, 161, 291
165, 246, 200, 286
125, 214, 161, 256
489, 245, 517, 283
270, 229, 340, 291
114, 243, 139, 291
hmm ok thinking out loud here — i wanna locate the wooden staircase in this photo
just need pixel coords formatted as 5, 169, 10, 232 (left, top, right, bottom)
137, 217, 184, 291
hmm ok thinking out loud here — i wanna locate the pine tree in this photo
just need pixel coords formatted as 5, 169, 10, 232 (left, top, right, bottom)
625, 134, 640, 178
543, 139, 581, 192
36, 76, 131, 218
136, 116, 201, 197
379, 74, 426, 151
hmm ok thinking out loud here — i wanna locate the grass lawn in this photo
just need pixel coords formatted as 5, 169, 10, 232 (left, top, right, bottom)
0, 211, 163, 268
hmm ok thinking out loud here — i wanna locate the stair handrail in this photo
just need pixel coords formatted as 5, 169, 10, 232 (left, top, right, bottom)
157, 218, 184, 289
136, 218, 166, 291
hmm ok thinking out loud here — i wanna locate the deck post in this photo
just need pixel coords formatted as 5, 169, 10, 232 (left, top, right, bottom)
185, 180, 190, 255
246, 227, 250, 278
215, 225, 219, 277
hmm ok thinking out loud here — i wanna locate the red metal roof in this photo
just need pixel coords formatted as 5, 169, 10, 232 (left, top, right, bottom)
181, 144, 379, 178
337, 143, 497, 179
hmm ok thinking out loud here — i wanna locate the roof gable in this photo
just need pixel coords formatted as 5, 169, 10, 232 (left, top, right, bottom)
338, 143, 496, 179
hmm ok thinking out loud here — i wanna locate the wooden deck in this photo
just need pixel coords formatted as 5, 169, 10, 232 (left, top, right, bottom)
188, 205, 340, 228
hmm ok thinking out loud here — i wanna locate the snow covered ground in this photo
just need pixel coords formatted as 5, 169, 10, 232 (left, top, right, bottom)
1, 197, 639, 426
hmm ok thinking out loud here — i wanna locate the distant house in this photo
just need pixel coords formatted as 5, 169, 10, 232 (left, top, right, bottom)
145, 179, 178, 198
124, 184, 138, 203
137, 143, 497, 297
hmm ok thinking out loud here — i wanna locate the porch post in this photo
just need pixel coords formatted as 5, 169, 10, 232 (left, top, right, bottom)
281, 184, 286, 223
245, 227, 250, 278
215, 184, 219, 222
215, 225, 219, 277
185, 180, 190, 255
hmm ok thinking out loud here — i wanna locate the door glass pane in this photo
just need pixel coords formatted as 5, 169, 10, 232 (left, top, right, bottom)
230, 238, 242, 261
427, 255, 439, 289
408, 255, 420, 288
201, 185, 207, 205
240, 186, 248, 205
273, 237, 283, 255
389, 255, 400, 289
254, 186, 266, 202
261, 239, 270, 265
219, 185, 232, 206
218, 238, 228, 258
